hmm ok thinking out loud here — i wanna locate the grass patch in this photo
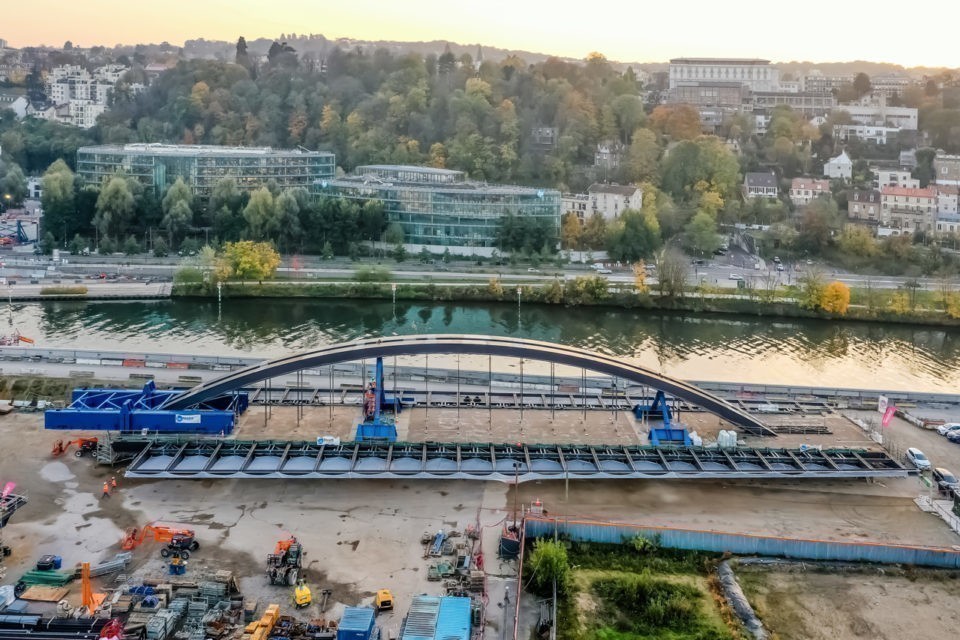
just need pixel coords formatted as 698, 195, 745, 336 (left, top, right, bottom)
531, 541, 735, 640
40, 285, 88, 295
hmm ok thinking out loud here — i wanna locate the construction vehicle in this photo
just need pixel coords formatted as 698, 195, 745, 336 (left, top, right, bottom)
51, 437, 99, 458
293, 579, 312, 608
267, 537, 303, 586
121, 524, 199, 559
374, 589, 393, 612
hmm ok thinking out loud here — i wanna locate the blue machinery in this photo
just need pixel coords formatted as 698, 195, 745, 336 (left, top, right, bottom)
355, 357, 409, 441
44, 381, 249, 434
633, 390, 692, 446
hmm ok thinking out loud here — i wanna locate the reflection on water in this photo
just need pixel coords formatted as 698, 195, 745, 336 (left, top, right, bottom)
3, 299, 959, 392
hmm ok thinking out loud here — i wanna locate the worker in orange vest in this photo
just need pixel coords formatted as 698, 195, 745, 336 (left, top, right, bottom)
111, 476, 118, 489
101, 481, 110, 499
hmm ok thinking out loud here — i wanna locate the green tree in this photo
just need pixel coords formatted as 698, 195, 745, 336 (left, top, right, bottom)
385, 222, 405, 244
581, 212, 608, 250
655, 248, 688, 299
153, 235, 169, 257
684, 211, 722, 255
122, 234, 141, 255
161, 178, 193, 244
606, 208, 661, 261
274, 189, 304, 251
40, 160, 75, 242
798, 269, 826, 310
243, 187, 276, 240
0, 163, 27, 206
94, 175, 135, 239
221, 240, 281, 283
624, 128, 659, 183
837, 225, 878, 257
797, 197, 842, 253
853, 72, 872, 97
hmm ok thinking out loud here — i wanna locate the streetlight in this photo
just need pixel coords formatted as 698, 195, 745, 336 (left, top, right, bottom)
517, 285, 522, 323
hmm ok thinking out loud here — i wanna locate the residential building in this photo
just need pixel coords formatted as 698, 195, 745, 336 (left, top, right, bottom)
880, 185, 937, 232
44, 63, 130, 129
936, 214, 960, 234
788, 178, 831, 207
561, 193, 589, 220
833, 124, 899, 145
802, 71, 853, 93
751, 91, 835, 118
936, 186, 958, 215
586, 183, 644, 220
594, 142, 624, 171
833, 101, 918, 130
873, 168, 919, 189
77, 143, 335, 199
899, 149, 918, 169
744, 172, 778, 199
869, 74, 912, 98
778, 80, 801, 93
669, 58, 780, 92
848, 189, 881, 221
26, 177, 42, 200
530, 126, 558, 152
934, 154, 960, 187
824, 151, 852, 180
313, 165, 560, 249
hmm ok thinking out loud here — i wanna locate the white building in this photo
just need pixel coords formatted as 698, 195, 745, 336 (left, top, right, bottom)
936, 214, 960, 234
833, 124, 900, 145
26, 177, 42, 200
873, 168, 919, 190
789, 177, 831, 207
934, 154, 960, 187
668, 58, 780, 92
824, 151, 853, 180
870, 74, 912, 97
561, 193, 589, 220
880, 185, 937, 232
744, 172, 778, 199
834, 101, 918, 130
586, 183, 644, 220
43, 63, 126, 129
802, 70, 853, 93
937, 186, 958, 215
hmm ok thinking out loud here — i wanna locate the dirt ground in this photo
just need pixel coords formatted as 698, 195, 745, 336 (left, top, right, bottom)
737, 566, 960, 639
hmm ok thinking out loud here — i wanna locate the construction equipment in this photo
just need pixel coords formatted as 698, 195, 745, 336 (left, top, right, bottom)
51, 437, 99, 458
266, 537, 303, 586
293, 579, 312, 608
374, 589, 393, 612
80, 561, 106, 615
120, 524, 199, 559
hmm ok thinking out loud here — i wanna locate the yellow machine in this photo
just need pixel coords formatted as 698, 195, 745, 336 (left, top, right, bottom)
294, 580, 312, 608
375, 589, 393, 611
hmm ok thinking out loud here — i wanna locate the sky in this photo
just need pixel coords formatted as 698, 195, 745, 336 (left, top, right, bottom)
3, 0, 959, 68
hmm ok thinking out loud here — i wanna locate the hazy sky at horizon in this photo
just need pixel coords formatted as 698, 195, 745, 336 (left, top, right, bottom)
4, 0, 959, 68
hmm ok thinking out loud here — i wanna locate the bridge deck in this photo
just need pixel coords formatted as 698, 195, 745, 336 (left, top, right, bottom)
120, 438, 912, 483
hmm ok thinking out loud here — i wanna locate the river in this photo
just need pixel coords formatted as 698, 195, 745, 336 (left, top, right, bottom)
3, 299, 960, 392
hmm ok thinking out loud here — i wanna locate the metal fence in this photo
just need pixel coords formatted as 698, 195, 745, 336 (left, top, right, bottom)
524, 517, 960, 569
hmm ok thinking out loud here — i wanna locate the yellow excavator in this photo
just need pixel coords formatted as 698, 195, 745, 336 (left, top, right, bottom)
294, 579, 312, 608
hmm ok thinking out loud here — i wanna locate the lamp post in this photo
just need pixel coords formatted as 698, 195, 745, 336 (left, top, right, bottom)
517, 285, 522, 328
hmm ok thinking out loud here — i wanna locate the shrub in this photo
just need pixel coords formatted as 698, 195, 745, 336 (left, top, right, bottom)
40, 286, 88, 295
526, 538, 571, 595
354, 266, 392, 282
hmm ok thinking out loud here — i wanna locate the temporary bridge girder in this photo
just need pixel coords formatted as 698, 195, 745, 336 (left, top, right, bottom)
120, 438, 912, 483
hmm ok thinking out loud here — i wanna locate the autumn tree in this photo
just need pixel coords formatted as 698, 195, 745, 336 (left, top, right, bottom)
220, 240, 281, 283
632, 261, 648, 293
820, 281, 851, 315
649, 104, 701, 140
560, 213, 583, 250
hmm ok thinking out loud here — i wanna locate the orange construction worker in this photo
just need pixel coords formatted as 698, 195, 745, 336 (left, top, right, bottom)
110, 476, 118, 489
101, 481, 110, 499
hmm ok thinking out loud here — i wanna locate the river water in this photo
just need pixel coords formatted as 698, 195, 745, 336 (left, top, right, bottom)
4, 299, 960, 392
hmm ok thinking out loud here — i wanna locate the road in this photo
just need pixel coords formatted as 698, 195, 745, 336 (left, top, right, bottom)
0, 252, 944, 291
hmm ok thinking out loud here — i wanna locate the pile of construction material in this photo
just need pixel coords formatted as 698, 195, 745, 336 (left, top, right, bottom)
111, 570, 244, 640
419, 527, 485, 596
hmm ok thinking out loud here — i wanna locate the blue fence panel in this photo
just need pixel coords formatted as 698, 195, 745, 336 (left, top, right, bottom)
524, 518, 960, 569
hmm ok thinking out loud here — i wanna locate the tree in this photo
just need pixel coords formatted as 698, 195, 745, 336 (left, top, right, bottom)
384, 222, 405, 244
624, 128, 659, 183
660, 137, 740, 203
654, 248, 688, 299
606, 208, 661, 261
853, 73, 872, 97
153, 235, 169, 257
649, 104, 701, 140
797, 197, 842, 253
122, 235, 141, 255
632, 261, 648, 293
581, 212, 608, 250
94, 175, 135, 239
0, 164, 27, 206
40, 159, 75, 242
40, 231, 56, 255
684, 211, 721, 255
560, 213, 583, 250
235, 37, 251, 69
820, 281, 851, 315
798, 269, 826, 310
243, 187, 276, 240
161, 177, 193, 244
220, 240, 281, 283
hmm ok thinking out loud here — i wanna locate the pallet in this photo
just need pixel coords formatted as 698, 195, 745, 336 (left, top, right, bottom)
19, 585, 70, 601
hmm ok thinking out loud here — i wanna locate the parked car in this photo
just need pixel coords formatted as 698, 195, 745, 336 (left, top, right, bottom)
596, 268, 612, 274
728, 273, 743, 281
776, 264, 784, 272
932, 467, 959, 492
936, 423, 960, 436
906, 447, 931, 470
947, 431, 960, 444
527, 268, 540, 273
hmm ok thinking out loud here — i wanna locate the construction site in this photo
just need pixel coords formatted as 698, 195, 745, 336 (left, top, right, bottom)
2, 334, 960, 640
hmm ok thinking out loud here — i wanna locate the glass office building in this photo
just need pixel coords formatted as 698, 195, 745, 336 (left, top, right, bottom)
314, 165, 560, 248
77, 143, 336, 199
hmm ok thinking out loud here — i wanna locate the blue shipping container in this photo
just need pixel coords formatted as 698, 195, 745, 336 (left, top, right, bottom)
338, 607, 376, 640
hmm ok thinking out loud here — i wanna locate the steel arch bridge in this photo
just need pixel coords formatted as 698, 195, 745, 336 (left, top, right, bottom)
163, 334, 775, 436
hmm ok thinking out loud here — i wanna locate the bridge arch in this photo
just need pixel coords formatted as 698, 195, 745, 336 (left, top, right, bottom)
163, 334, 774, 435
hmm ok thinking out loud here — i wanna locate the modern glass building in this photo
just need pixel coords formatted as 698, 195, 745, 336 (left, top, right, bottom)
314, 165, 560, 248
76, 143, 336, 199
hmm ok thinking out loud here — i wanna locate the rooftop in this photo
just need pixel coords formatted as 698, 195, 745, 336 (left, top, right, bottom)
790, 178, 831, 190
880, 186, 936, 198
745, 172, 778, 189
358, 165, 462, 177
587, 183, 641, 196
400, 596, 470, 640
670, 58, 771, 65
78, 143, 333, 157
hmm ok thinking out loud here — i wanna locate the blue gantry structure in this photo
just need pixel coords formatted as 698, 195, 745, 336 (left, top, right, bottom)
44, 381, 248, 434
